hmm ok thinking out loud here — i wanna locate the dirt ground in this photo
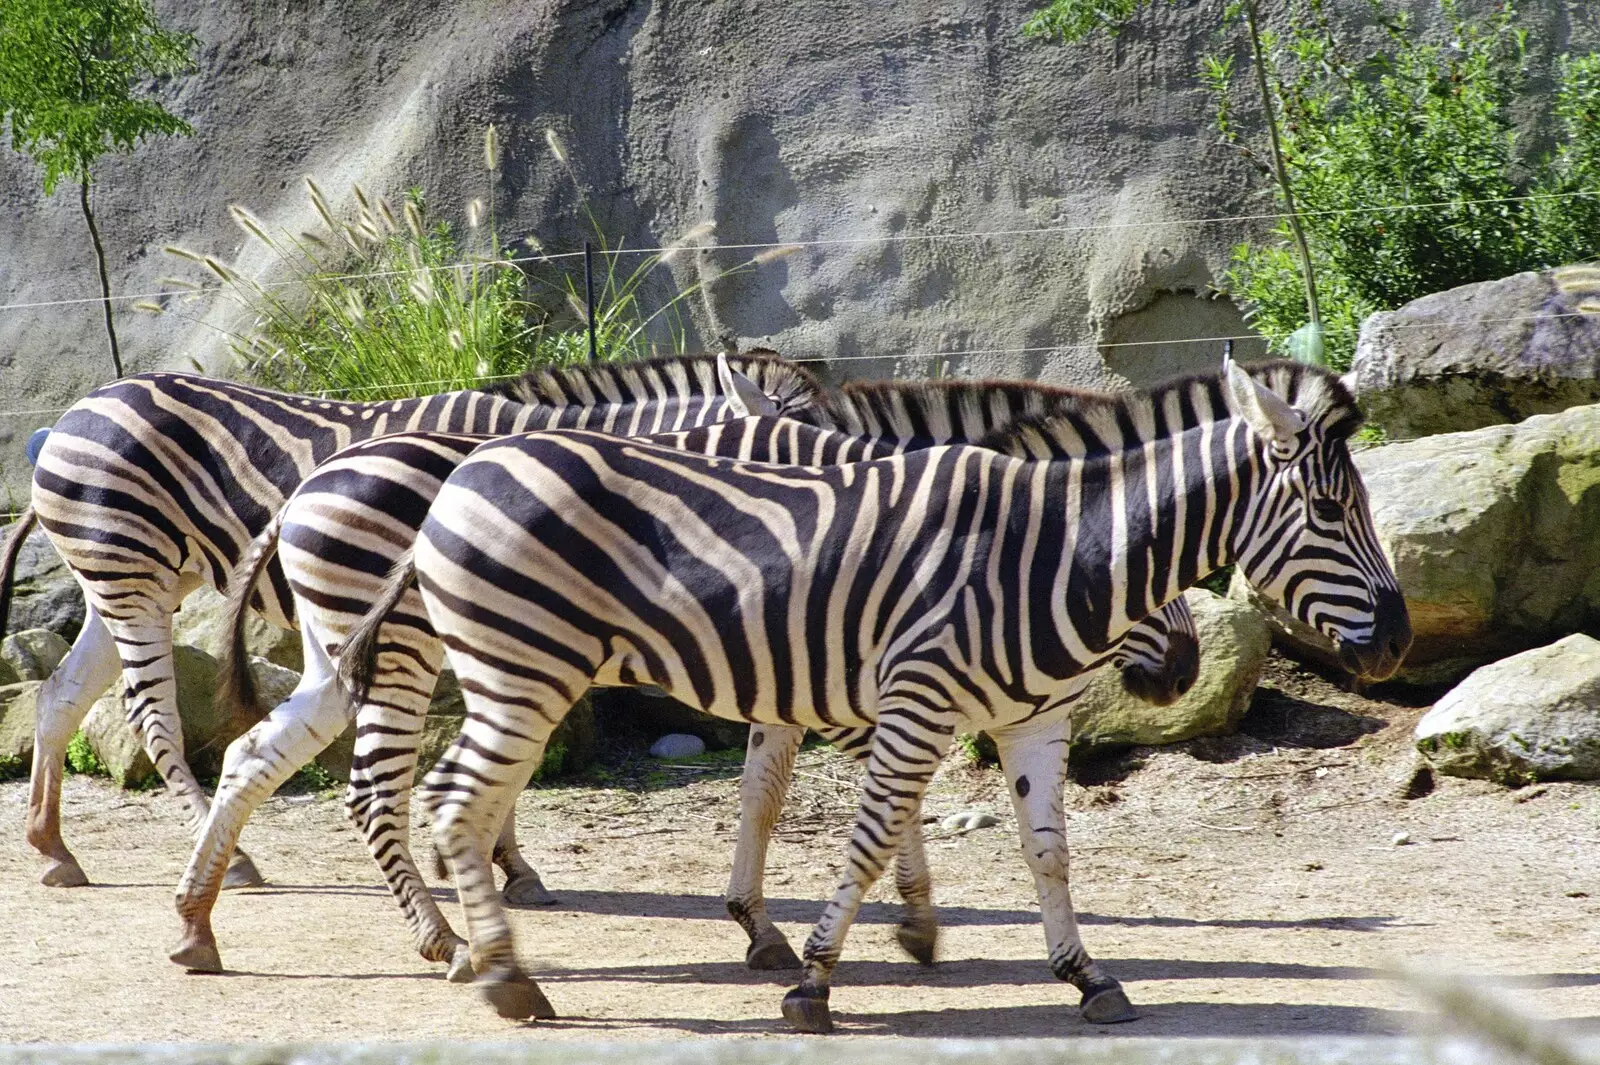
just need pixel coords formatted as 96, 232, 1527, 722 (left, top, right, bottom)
1, 654, 1597, 1044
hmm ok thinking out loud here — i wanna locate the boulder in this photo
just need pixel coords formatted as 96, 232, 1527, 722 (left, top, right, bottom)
82, 644, 254, 787
1415, 635, 1600, 785
1072, 589, 1271, 749
592, 687, 749, 751
173, 585, 303, 672
1356, 403, 1600, 684
649, 733, 707, 760
2, 529, 84, 642
2, 628, 70, 682
1351, 265, 1600, 439
0, 681, 43, 774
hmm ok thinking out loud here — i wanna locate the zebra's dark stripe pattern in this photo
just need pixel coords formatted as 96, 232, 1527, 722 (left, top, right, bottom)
172, 400, 1197, 979
385, 360, 1408, 1027
10, 355, 817, 891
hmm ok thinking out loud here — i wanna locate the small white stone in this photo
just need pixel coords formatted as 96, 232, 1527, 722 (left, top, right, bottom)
649, 733, 706, 760
1391, 831, 1413, 847
940, 810, 999, 832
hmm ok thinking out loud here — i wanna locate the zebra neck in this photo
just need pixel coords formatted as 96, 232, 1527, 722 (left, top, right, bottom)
1033, 414, 1263, 666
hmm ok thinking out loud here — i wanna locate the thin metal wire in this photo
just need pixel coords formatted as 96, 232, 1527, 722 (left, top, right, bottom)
1, 187, 1595, 316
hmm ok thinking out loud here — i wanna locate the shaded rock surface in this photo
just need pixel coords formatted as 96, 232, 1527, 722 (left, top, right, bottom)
0, 681, 43, 772
1354, 403, 1600, 685
1415, 634, 1600, 785
2, 531, 84, 642
1352, 266, 1600, 439
1072, 589, 1271, 749
2, 628, 70, 682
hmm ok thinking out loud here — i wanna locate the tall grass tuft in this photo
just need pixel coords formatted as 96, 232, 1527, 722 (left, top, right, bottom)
150, 125, 791, 398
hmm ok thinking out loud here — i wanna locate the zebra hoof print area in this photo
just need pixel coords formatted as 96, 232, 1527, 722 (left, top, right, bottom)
1079, 983, 1141, 1024
895, 919, 939, 967
746, 933, 804, 971
500, 873, 557, 908
781, 986, 835, 1034
446, 946, 475, 984
478, 967, 556, 1021
38, 858, 88, 889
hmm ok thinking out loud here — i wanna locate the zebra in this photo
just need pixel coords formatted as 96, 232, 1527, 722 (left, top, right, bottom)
170, 367, 1200, 982
0, 354, 819, 891
340, 358, 1410, 1029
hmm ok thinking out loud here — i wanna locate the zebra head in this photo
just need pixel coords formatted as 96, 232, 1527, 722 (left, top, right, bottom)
1115, 598, 1201, 707
1224, 360, 1411, 681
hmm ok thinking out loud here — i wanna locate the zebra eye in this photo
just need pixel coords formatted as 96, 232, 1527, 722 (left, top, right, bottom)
1311, 498, 1344, 524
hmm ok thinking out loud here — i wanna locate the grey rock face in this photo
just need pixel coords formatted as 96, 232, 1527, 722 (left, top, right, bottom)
173, 586, 303, 672
1073, 589, 1271, 749
1351, 266, 1600, 439
0, 681, 43, 772
1354, 403, 1600, 685
2, 628, 70, 682
3, 531, 84, 642
1415, 635, 1600, 784
0, 0, 1307, 493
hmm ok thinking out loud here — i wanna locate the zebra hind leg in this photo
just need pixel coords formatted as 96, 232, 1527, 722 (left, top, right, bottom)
818, 725, 939, 967
990, 714, 1138, 1025
426, 704, 562, 1020
725, 724, 805, 970
782, 704, 953, 1034
341, 643, 472, 977
171, 625, 352, 973
26, 604, 122, 887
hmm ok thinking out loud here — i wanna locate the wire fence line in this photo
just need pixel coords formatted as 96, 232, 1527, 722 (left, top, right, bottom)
2, 186, 1597, 317
0, 302, 1595, 422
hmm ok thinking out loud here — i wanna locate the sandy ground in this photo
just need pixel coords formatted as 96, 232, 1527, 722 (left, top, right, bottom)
1, 655, 1597, 1044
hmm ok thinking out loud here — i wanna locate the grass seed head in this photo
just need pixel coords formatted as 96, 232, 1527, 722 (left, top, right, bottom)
484, 124, 500, 172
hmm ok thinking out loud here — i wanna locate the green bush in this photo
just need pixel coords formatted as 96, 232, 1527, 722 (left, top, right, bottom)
152, 128, 788, 399
65, 730, 106, 777
1218, 0, 1600, 368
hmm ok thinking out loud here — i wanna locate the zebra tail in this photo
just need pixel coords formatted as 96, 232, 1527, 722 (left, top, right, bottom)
0, 506, 39, 642
335, 548, 416, 707
217, 506, 290, 720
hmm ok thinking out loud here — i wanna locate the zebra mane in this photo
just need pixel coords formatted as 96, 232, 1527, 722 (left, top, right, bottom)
979, 361, 1362, 458
494, 352, 822, 416
812, 377, 1091, 441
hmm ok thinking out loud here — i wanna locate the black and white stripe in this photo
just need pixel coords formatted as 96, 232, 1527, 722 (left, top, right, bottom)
361, 359, 1407, 1028
1, 355, 817, 891
170, 378, 1200, 979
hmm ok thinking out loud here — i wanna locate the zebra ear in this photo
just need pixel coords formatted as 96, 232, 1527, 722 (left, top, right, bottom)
717, 352, 779, 417
1225, 360, 1306, 447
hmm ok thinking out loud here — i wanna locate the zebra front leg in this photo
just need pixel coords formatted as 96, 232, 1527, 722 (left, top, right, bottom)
171, 628, 351, 973
26, 604, 122, 887
102, 611, 264, 889
426, 706, 561, 1021
725, 724, 805, 969
782, 704, 953, 1034
816, 725, 939, 967
989, 712, 1138, 1024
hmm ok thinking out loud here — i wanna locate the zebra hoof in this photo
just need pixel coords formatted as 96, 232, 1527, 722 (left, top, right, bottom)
170, 933, 223, 974
479, 968, 555, 1021
221, 853, 265, 890
502, 874, 557, 908
446, 944, 475, 984
895, 921, 939, 968
1080, 983, 1140, 1024
746, 932, 802, 971
781, 986, 834, 1034
40, 858, 89, 888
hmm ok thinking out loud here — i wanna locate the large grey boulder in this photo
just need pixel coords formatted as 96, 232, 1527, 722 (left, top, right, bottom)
2, 628, 70, 682
1235, 403, 1600, 686
2, 530, 84, 642
1072, 589, 1271, 749
1351, 266, 1600, 439
0, 681, 44, 774
1415, 635, 1600, 785
173, 585, 303, 672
